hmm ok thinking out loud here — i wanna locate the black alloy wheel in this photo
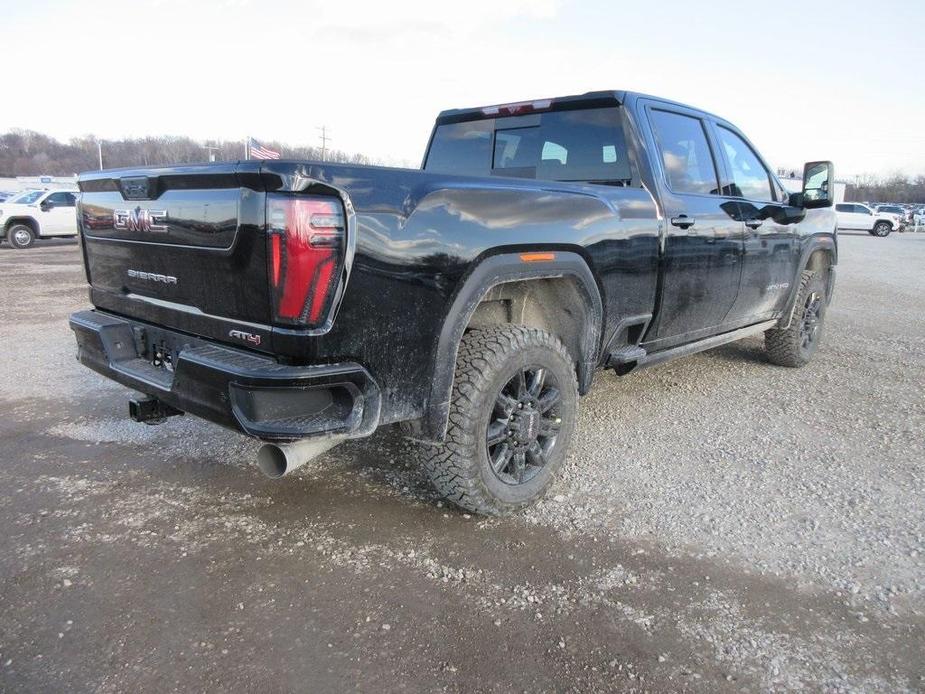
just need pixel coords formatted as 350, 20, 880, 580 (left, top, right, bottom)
486, 365, 562, 486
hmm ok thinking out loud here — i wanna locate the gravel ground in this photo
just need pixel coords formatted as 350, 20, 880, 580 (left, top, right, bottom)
0, 233, 923, 692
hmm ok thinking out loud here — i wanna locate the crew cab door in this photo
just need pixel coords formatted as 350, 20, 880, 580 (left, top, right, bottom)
640, 103, 744, 348
40, 191, 78, 235
709, 122, 797, 323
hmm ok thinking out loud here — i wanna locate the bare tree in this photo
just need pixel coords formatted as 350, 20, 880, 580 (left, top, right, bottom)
0, 130, 386, 177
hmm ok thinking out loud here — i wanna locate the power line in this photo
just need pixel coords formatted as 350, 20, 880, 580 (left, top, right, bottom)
317, 126, 330, 162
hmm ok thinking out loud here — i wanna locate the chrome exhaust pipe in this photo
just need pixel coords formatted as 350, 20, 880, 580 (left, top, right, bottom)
256, 437, 343, 479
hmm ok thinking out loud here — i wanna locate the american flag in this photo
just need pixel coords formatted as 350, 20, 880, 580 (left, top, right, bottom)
248, 137, 281, 160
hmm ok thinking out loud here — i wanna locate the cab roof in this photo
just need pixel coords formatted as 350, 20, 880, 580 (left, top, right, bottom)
434, 90, 720, 125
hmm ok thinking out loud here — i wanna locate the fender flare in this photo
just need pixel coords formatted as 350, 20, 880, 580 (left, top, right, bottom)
3, 216, 40, 238
418, 251, 603, 442
779, 235, 837, 329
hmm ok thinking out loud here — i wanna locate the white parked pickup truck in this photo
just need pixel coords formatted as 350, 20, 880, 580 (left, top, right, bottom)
0, 189, 79, 248
834, 202, 897, 237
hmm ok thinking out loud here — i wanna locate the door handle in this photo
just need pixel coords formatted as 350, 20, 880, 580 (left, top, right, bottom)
670, 215, 695, 229
745, 219, 763, 229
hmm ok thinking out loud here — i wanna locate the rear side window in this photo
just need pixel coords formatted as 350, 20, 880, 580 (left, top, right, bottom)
835, 204, 851, 212
648, 109, 719, 195
715, 126, 773, 202
425, 107, 635, 186
424, 119, 494, 177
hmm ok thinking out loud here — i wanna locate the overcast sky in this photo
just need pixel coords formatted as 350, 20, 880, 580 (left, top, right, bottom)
4, 0, 923, 178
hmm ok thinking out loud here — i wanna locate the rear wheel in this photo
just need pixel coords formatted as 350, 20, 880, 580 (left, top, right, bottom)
422, 326, 578, 515
873, 221, 892, 237
7, 224, 36, 249
764, 270, 827, 367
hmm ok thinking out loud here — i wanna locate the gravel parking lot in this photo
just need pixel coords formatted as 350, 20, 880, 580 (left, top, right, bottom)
1, 233, 923, 692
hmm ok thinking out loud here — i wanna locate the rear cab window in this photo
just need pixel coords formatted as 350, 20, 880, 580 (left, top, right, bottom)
424, 106, 638, 187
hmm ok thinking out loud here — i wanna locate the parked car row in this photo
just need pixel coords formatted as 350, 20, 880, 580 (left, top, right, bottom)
835, 203, 901, 236
0, 188, 79, 248
835, 201, 925, 237
863, 202, 925, 226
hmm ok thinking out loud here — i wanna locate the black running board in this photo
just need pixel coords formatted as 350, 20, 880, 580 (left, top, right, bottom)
610, 320, 778, 374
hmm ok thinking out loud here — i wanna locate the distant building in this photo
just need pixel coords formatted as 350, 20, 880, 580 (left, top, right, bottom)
0, 175, 78, 193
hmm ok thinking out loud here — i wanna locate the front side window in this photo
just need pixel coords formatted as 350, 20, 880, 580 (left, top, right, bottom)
46, 192, 76, 206
648, 109, 719, 195
715, 126, 773, 201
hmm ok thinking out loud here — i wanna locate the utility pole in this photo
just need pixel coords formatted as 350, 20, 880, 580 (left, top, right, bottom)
204, 144, 222, 162
317, 126, 330, 162
97, 139, 103, 170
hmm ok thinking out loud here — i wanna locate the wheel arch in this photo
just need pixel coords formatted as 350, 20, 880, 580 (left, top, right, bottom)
414, 250, 603, 443
874, 218, 893, 231
3, 216, 40, 238
779, 236, 837, 329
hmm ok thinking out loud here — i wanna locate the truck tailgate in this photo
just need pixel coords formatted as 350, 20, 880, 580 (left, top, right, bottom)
78, 163, 274, 352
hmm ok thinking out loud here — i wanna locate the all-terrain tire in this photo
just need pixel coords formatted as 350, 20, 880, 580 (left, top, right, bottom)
7, 223, 36, 249
764, 270, 827, 367
421, 326, 578, 516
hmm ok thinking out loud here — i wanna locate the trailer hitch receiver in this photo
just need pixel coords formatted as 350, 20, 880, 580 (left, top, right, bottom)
129, 396, 183, 425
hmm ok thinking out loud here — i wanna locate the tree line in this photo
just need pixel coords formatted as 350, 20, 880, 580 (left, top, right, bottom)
2, 128, 921, 204
844, 173, 925, 205
0, 130, 383, 177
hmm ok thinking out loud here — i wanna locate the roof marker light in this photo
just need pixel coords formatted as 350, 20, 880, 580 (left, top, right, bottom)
519, 252, 556, 263
481, 99, 553, 117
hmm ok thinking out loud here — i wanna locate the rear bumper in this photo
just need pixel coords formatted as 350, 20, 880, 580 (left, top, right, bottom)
69, 310, 381, 441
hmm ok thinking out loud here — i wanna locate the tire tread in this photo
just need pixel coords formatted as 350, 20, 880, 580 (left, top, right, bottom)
421, 325, 577, 515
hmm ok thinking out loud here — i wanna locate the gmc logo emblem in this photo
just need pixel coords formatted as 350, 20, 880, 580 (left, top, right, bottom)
114, 207, 168, 233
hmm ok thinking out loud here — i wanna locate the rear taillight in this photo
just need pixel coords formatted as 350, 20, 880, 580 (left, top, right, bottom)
267, 194, 345, 328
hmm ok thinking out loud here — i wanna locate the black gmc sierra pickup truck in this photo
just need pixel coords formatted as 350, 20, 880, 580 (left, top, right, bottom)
70, 90, 837, 514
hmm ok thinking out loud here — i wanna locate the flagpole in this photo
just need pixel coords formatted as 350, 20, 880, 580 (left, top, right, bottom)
244, 137, 248, 161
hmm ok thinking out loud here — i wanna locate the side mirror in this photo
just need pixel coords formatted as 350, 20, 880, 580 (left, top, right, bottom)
801, 160, 834, 209
40, 201, 52, 211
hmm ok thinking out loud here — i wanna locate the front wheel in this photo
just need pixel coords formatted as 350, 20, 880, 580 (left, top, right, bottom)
7, 224, 36, 249
873, 221, 892, 237
422, 326, 579, 515
764, 270, 827, 367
